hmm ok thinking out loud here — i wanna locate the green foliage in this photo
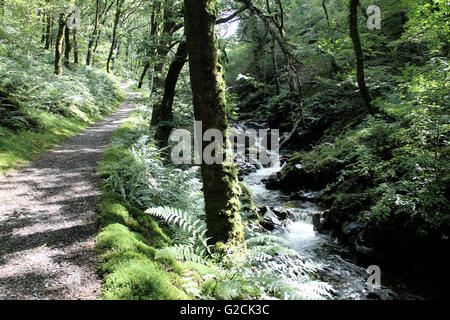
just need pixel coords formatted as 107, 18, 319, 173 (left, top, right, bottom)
207, 234, 333, 300
96, 187, 192, 300
147, 206, 211, 258
0, 52, 125, 174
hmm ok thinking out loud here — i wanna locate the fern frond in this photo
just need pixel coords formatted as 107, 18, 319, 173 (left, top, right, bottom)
155, 244, 209, 264
146, 206, 211, 254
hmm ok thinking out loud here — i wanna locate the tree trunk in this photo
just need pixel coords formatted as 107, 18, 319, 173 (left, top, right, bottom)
86, 0, 100, 66
154, 41, 188, 148
110, 38, 120, 71
107, 0, 122, 74
150, 44, 172, 126
50, 17, 56, 47
151, 4, 178, 95
184, 0, 244, 248
138, 62, 150, 89
64, 24, 71, 66
45, 13, 52, 50
55, 13, 66, 75
73, 28, 79, 64
41, 10, 46, 44
349, 0, 373, 113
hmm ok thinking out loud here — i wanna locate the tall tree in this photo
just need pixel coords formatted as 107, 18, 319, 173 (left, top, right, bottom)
64, 24, 71, 65
44, 11, 53, 50
72, 27, 78, 64
349, 0, 373, 113
86, 0, 114, 66
154, 41, 187, 148
184, 0, 244, 248
107, 0, 124, 73
54, 12, 66, 75
150, 2, 184, 125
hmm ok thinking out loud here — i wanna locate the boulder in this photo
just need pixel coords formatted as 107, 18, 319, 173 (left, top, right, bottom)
263, 173, 281, 190
259, 207, 283, 231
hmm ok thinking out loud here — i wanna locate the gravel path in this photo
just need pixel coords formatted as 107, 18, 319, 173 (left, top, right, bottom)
0, 84, 138, 300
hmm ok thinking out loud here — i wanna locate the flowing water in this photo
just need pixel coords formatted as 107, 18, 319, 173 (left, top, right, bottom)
233, 120, 420, 300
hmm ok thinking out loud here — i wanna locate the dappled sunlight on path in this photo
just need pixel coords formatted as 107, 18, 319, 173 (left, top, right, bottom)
0, 84, 139, 300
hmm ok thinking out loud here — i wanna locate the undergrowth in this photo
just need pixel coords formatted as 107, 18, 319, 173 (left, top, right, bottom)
0, 50, 125, 174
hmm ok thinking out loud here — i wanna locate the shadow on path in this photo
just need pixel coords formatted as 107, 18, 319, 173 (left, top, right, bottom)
0, 83, 139, 300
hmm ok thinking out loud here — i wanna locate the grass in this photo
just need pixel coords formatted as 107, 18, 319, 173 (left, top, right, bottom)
1, 111, 105, 174
0, 49, 126, 175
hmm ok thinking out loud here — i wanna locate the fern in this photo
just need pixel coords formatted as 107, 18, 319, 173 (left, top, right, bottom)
146, 206, 211, 256
155, 244, 209, 264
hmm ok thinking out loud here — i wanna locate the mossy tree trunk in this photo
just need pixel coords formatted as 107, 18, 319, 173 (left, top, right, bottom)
54, 13, 66, 75
349, 0, 374, 113
64, 24, 71, 66
154, 41, 187, 148
184, 0, 244, 248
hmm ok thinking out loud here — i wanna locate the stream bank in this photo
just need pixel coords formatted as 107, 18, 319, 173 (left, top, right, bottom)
233, 119, 425, 300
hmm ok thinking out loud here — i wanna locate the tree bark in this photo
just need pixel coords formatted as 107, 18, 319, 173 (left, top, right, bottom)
151, 4, 179, 95
154, 41, 188, 148
73, 28, 79, 64
86, 0, 100, 66
184, 0, 244, 248
45, 12, 52, 50
55, 13, 66, 75
107, 0, 123, 73
349, 0, 373, 113
64, 24, 71, 66
110, 38, 120, 71
138, 62, 150, 89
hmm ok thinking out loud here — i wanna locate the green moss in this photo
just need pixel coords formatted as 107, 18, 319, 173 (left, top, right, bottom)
101, 259, 188, 300
97, 192, 170, 248
96, 194, 191, 300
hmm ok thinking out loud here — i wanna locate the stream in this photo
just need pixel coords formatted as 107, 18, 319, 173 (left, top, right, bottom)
233, 120, 421, 300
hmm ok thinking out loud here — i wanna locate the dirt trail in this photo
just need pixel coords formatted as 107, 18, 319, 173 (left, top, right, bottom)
0, 84, 138, 300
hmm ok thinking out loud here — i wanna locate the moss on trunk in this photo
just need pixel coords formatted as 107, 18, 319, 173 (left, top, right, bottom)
184, 0, 244, 248
54, 13, 66, 75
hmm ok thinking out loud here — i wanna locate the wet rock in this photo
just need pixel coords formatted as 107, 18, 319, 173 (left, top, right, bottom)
263, 173, 281, 190
237, 162, 257, 177
312, 213, 321, 231
272, 207, 293, 220
341, 221, 364, 238
290, 190, 323, 203
260, 211, 283, 231
366, 289, 398, 300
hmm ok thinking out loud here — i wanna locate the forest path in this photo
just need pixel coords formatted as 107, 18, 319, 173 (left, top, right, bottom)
0, 82, 138, 299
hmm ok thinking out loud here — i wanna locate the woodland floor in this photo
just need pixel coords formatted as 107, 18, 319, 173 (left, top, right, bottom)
0, 83, 137, 300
